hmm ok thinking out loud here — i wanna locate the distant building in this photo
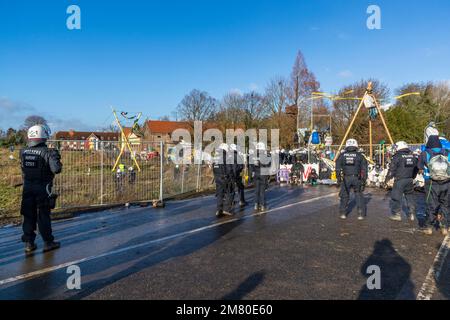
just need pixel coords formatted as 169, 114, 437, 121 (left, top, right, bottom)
54, 130, 120, 150
122, 127, 142, 146
144, 120, 191, 143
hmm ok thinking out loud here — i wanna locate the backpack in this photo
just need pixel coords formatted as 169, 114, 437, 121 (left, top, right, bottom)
311, 131, 320, 145
427, 152, 450, 181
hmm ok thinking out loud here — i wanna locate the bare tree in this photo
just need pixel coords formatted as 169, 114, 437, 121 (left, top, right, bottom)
289, 50, 321, 128
23, 115, 47, 129
241, 91, 269, 129
431, 81, 450, 136
265, 77, 289, 117
158, 115, 171, 121
264, 77, 295, 147
176, 89, 218, 126
222, 92, 245, 127
332, 79, 390, 144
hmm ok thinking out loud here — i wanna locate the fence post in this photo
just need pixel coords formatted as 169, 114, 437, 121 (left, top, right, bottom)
159, 141, 164, 202
100, 141, 104, 205
196, 158, 201, 192
181, 164, 185, 194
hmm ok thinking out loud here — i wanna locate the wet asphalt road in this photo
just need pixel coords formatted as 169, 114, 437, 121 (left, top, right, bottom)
0, 185, 448, 300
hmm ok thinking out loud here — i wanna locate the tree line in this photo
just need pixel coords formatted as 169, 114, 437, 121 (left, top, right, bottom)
175, 50, 450, 148
0, 116, 47, 147
2, 51, 449, 148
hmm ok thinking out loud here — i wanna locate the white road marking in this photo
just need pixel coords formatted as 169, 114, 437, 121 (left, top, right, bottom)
0, 193, 338, 287
417, 234, 450, 300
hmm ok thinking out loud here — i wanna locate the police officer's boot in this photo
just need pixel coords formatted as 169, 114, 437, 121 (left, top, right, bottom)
357, 210, 365, 221
43, 241, 60, 253
222, 210, 234, 217
254, 204, 260, 213
339, 212, 347, 220
259, 205, 267, 213
389, 213, 402, 222
24, 242, 37, 254
239, 201, 248, 208
216, 210, 223, 218
409, 207, 416, 222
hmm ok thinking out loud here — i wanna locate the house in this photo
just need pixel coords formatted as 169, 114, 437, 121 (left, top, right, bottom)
144, 120, 191, 143
54, 130, 120, 150
122, 127, 142, 146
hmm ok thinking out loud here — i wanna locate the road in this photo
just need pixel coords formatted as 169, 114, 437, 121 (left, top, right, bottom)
0, 185, 448, 300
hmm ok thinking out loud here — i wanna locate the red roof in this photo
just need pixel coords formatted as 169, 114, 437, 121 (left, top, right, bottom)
146, 120, 190, 134
122, 127, 132, 136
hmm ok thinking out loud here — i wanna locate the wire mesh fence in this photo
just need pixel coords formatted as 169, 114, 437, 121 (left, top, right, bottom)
48, 140, 162, 209
45, 140, 215, 210
14, 140, 424, 211
162, 143, 215, 198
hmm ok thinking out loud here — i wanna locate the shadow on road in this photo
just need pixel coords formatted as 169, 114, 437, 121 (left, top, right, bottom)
437, 248, 450, 299
358, 239, 415, 300
221, 271, 265, 300
0, 216, 245, 299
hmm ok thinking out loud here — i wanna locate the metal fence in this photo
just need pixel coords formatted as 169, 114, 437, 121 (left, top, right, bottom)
46, 140, 215, 210
25, 140, 424, 211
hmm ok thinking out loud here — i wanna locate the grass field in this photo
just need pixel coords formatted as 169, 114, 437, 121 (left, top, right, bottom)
0, 147, 214, 221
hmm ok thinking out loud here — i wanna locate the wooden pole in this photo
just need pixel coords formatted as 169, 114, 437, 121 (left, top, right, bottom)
369, 120, 373, 161
112, 109, 141, 172
334, 91, 367, 160
372, 94, 394, 145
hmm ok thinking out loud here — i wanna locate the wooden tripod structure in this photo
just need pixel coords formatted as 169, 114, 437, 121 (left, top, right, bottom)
335, 82, 394, 162
111, 108, 141, 172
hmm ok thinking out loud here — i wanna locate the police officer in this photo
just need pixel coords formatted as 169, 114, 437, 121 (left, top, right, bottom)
20, 124, 62, 254
213, 143, 233, 217
251, 142, 272, 213
418, 135, 450, 235
230, 144, 247, 208
386, 141, 418, 222
335, 139, 368, 220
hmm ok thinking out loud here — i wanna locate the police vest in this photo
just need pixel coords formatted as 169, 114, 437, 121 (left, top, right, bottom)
341, 152, 362, 176
20, 146, 54, 183
397, 153, 417, 179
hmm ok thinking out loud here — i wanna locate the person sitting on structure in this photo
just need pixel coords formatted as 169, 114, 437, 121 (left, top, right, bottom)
290, 155, 304, 184
307, 168, 319, 186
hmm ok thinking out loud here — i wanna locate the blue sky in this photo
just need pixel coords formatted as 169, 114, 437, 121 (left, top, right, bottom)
1, 0, 449, 131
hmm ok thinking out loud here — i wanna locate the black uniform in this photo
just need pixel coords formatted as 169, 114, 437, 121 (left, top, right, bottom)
386, 149, 418, 218
20, 142, 62, 244
335, 147, 368, 217
232, 150, 246, 204
251, 151, 272, 209
418, 139, 450, 229
213, 150, 233, 214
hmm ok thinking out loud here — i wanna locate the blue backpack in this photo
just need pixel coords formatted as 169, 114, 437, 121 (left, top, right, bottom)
311, 131, 320, 145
